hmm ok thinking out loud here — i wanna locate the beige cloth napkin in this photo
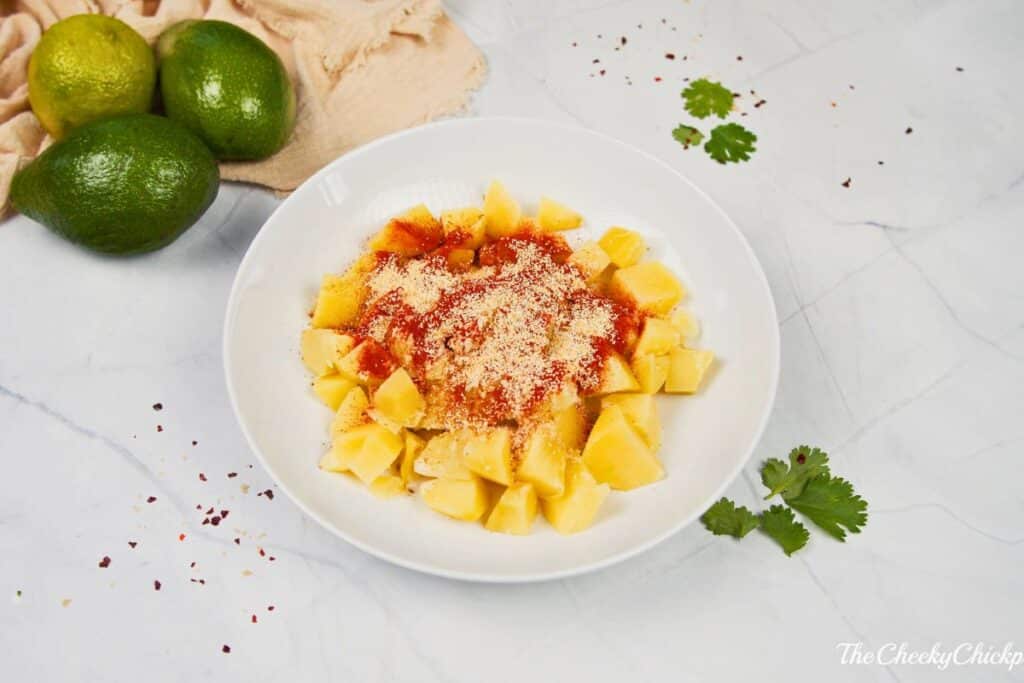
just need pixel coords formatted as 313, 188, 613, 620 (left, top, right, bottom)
0, 0, 486, 214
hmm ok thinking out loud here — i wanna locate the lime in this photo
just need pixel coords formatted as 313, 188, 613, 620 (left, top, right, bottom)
28, 14, 156, 139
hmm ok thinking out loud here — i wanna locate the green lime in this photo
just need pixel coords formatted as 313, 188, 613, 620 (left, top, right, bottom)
28, 14, 156, 139
11, 114, 219, 255
157, 20, 296, 160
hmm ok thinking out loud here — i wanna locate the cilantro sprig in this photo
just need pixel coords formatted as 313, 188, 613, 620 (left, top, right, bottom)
671, 77, 759, 164
700, 445, 868, 556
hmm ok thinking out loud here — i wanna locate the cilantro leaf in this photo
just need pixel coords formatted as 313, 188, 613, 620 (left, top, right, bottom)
701, 498, 760, 538
786, 475, 868, 541
760, 505, 810, 556
681, 78, 734, 119
672, 124, 704, 149
704, 123, 757, 164
762, 446, 830, 500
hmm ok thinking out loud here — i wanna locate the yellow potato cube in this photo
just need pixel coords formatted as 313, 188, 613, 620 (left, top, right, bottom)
329, 386, 369, 438
318, 444, 348, 473
421, 476, 490, 522
311, 273, 365, 329
552, 404, 585, 450
590, 351, 641, 395
665, 348, 715, 394
669, 309, 701, 343
568, 241, 612, 283
602, 393, 661, 450
631, 354, 670, 394
463, 428, 514, 485
300, 328, 355, 376
610, 261, 685, 315
367, 204, 443, 256
445, 248, 476, 271
541, 460, 610, 534
336, 423, 404, 485
414, 430, 472, 479
517, 428, 567, 498
483, 180, 522, 237
372, 368, 425, 428
634, 318, 681, 357
485, 483, 539, 534
369, 473, 407, 499
399, 431, 425, 485
598, 226, 646, 267
582, 404, 663, 490
537, 197, 583, 232
312, 374, 357, 411
440, 207, 486, 249
335, 341, 392, 385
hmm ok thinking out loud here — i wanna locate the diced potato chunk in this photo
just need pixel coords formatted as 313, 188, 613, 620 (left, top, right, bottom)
631, 354, 670, 394
440, 207, 486, 249
311, 273, 364, 329
372, 368, 425, 428
329, 386, 369, 438
568, 241, 612, 283
335, 423, 404, 485
541, 460, 610, 534
318, 444, 348, 473
552, 404, 585, 450
445, 248, 476, 271
517, 428, 567, 498
537, 197, 582, 232
665, 348, 715, 393
590, 351, 641, 395
463, 428, 514, 485
669, 309, 701, 342
399, 431, 425, 486
421, 476, 489, 521
598, 227, 645, 267
634, 318, 681, 357
610, 262, 685, 315
485, 483, 539, 534
369, 473, 406, 499
335, 340, 393, 385
414, 430, 472, 480
582, 404, 664, 490
483, 180, 522, 237
602, 393, 660, 449
367, 204, 443, 256
300, 328, 355, 376
312, 374, 357, 411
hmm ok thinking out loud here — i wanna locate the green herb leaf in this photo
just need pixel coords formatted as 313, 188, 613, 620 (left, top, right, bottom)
701, 498, 760, 538
786, 475, 868, 541
671, 124, 704, 149
681, 78, 734, 119
704, 123, 757, 164
760, 505, 810, 556
762, 446, 830, 500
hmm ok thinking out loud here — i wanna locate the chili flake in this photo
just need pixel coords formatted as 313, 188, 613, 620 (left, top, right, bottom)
98, 556, 111, 568
152, 403, 163, 411
153, 580, 161, 591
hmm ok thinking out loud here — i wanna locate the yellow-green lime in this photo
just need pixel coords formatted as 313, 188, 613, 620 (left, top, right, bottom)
28, 14, 156, 139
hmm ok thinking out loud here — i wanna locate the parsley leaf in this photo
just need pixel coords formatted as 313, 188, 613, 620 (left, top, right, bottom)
701, 498, 760, 538
681, 78, 734, 119
672, 124, 704, 149
786, 474, 868, 541
762, 446, 830, 500
704, 123, 757, 164
760, 505, 809, 556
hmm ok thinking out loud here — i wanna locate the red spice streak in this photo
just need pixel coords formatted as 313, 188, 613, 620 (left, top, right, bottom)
387, 219, 443, 254
354, 338, 395, 379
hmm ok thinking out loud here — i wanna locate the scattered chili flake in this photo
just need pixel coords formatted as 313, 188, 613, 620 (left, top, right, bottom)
258, 548, 266, 557
955, 66, 964, 72
153, 580, 161, 591
220, 510, 230, 519
665, 53, 675, 60
620, 36, 627, 46
905, 127, 913, 134
599, 69, 606, 76
227, 472, 238, 478
178, 534, 186, 542
156, 425, 163, 432
267, 605, 275, 611
205, 507, 214, 515
654, 76, 662, 82
269, 556, 276, 562
841, 178, 851, 188
152, 403, 163, 411
571, 42, 577, 47
234, 538, 241, 545
754, 99, 766, 108
190, 578, 206, 585
98, 556, 111, 568
210, 516, 221, 526
592, 58, 600, 64
252, 615, 258, 624
830, 101, 837, 108
849, 84, 856, 90
222, 645, 231, 654
146, 496, 157, 503
190, 561, 196, 568
128, 541, 137, 549
878, 160, 885, 165
198, 473, 207, 482
263, 489, 274, 500
201, 519, 210, 526
191, 440, 198, 446
736, 55, 743, 61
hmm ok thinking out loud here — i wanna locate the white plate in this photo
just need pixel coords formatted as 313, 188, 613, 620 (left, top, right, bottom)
223, 117, 779, 582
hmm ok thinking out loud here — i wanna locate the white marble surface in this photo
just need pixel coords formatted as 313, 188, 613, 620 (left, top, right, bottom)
2, 1, 1022, 680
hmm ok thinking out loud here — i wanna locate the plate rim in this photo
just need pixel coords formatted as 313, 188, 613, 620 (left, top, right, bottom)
222, 116, 781, 583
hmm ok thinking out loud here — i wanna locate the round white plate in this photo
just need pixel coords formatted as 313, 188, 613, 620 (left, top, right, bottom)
224, 117, 779, 582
